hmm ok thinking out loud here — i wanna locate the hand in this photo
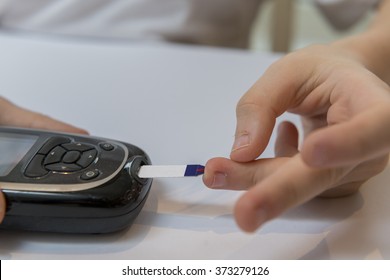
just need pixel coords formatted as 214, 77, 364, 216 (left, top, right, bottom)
0, 97, 88, 223
203, 45, 390, 232
0, 97, 88, 134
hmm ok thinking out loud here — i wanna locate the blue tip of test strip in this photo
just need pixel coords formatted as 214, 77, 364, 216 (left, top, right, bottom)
184, 165, 205, 176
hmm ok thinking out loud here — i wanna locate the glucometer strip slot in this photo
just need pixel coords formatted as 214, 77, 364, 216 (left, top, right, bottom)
125, 156, 149, 184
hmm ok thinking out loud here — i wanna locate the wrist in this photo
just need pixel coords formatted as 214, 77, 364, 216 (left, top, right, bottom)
331, 29, 390, 84
331, 0, 390, 84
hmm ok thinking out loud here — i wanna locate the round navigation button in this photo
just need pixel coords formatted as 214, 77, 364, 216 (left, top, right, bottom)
62, 150, 81, 164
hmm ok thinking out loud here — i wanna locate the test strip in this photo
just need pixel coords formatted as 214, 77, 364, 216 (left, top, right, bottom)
137, 164, 205, 178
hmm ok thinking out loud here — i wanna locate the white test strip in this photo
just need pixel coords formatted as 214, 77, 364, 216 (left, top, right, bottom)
137, 165, 204, 178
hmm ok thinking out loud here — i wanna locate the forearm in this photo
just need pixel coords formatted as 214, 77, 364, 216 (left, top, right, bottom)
332, 0, 390, 84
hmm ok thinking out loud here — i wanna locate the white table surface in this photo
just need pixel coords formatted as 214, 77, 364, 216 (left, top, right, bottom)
0, 33, 389, 260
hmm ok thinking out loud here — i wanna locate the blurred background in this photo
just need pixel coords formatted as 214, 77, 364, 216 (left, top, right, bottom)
0, 0, 376, 53
250, 0, 374, 52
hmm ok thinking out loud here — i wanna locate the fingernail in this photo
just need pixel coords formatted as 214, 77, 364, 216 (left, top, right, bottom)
212, 172, 227, 188
232, 133, 250, 152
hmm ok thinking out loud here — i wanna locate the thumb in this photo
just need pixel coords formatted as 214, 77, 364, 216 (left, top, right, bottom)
230, 54, 314, 163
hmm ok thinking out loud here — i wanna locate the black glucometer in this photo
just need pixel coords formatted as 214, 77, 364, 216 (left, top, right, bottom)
0, 127, 152, 234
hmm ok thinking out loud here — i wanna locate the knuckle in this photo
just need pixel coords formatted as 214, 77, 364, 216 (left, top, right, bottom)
319, 181, 363, 198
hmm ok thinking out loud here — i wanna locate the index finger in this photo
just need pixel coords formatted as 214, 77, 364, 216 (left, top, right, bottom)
234, 154, 352, 232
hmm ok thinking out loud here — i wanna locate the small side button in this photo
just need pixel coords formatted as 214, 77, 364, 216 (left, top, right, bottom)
80, 170, 100, 180
99, 142, 115, 151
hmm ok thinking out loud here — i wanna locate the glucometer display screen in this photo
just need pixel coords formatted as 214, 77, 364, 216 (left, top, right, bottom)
0, 132, 38, 176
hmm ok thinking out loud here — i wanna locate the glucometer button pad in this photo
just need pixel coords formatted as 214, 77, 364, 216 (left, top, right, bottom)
24, 136, 111, 181
38, 137, 71, 155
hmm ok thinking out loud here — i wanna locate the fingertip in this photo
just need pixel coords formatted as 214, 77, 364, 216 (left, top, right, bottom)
301, 134, 330, 168
230, 132, 253, 162
231, 106, 276, 162
202, 159, 214, 188
275, 121, 299, 157
71, 127, 89, 135
277, 121, 298, 135
230, 148, 256, 163
42, 119, 89, 135
203, 157, 231, 189
234, 192, 268, 233
52, 125, 89, 135
230, 137, 263, 163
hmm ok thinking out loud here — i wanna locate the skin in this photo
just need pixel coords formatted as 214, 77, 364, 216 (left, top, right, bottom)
0, 97, 88, 135
203, 0, 390, 232
2, 1, 390, 231
0, 97, 87, 223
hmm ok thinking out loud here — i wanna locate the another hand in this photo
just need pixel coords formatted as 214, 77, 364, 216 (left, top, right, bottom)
203, 45, 390, 232
0, 97, 88, 134
0, 96, 88, 223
